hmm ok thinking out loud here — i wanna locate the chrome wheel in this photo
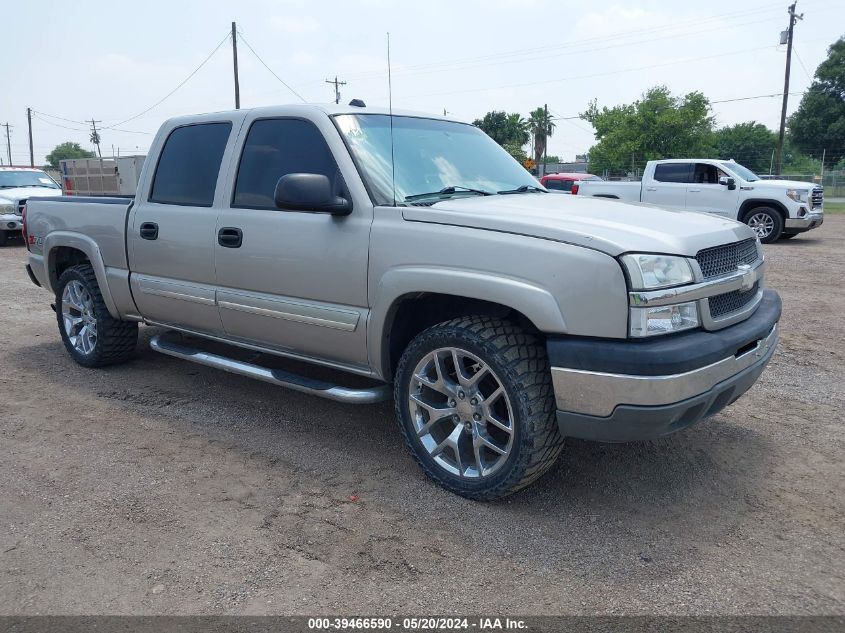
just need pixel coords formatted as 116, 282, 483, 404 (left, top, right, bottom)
61, 280, 97, 355
747, 212, 775, 239
408, 347, 514, 478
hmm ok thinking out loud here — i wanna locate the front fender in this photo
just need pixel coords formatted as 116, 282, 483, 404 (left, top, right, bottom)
368, 266, 568, 378
43, 231, 120, 319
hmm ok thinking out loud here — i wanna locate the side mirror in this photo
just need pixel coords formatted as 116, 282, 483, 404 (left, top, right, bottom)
719, 176, 736, 190
274, 173, 352, 215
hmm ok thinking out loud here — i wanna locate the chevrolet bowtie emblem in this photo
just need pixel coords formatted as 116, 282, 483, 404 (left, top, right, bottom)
737, 264, 755, 291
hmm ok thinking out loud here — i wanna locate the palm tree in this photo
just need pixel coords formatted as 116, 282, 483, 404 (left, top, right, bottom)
528, 107, 555, 166
505, 113, 529, 147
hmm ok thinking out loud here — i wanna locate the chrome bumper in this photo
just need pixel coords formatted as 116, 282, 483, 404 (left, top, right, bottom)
785, 211, 824, 230
551, 324, 778, 418
0, 213, 21, 231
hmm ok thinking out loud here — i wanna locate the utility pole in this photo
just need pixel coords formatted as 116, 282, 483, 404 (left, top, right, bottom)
232, 22, 240, 109
89, 119, 102, 158
3, 123, 12, 166
325, 76, 346, 105
26, 108, 34, 167
776, 1, 802, 175
542, 103, 549, 178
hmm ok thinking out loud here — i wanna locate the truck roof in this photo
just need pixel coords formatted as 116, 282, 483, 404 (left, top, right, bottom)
163, 103, 463, 127
650, 158, 732, 164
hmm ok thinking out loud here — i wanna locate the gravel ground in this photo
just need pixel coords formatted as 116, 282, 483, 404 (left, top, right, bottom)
1, 220, 843, 615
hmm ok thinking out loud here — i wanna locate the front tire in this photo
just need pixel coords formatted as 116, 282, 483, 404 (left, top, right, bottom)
744, 207, 783, 243
0, 230, 8, 247
394, 316, 563, 500
56, 264, 138, 367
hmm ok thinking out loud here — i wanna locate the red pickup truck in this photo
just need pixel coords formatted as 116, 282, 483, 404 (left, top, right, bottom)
540, 172, 601, 194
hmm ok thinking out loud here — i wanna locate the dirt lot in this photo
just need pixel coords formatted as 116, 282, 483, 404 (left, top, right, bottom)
1, 220, 843, 615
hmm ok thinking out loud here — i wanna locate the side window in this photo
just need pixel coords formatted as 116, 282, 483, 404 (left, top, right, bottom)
693, 163, 719, 184
150, 122, 232, 207
653, 163, 693, 183
545, 180, 565, 191
233, 118, 342, 209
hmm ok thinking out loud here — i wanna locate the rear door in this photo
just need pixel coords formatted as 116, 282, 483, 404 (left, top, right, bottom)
128, 118, 238, 335
642, 163, 692, 208
213, 114, 372, 369
686, 163, 740, 218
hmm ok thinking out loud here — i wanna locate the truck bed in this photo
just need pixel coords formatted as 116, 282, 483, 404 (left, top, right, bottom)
576, 180, 642, 201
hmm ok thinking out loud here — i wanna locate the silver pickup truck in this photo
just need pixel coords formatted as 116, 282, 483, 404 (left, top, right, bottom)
23, 103, 781, 499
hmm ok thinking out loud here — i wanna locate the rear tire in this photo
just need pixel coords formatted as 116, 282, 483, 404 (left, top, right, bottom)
394, 316, 563, 500
56, 264, 138, 367
744, 206, 783, 243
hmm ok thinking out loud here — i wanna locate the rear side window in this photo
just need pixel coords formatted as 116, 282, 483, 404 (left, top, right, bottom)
545, 180, 569, 191
233, 118, 341, 209
654, 163, 693, 183
150, 122, 232, 207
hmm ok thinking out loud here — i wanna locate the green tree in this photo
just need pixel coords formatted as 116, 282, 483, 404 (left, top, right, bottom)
713, 122, 777, 173
528, 107, 554, 166
503, 142, 528, 165
45, 142, 96, 168
788, 37, 845, 164
473, 111, 529, 148
581, 86, 715, 174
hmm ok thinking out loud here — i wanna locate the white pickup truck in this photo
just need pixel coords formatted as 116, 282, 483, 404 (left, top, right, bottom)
576, 159, 824, 243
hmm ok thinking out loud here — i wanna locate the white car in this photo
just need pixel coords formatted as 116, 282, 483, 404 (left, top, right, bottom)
0, 167, 63, 246
576, 159, 824, 243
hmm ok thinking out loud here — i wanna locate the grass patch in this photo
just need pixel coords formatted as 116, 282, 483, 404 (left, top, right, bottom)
825, 201, 845, 214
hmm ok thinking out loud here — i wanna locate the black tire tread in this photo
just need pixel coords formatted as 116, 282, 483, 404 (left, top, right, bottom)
394, 316, 563, 500
56, 264, 138, 367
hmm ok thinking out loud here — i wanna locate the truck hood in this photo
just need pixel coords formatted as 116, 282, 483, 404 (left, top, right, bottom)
0, 187, 62, 203
743, 179, 818, 191
402, 193, 754, 257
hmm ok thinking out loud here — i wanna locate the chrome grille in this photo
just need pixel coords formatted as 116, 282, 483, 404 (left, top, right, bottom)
16, 199, 26, 215
812, 187, 823, 209
696, 238, 758, 279
709, 282, 759, 319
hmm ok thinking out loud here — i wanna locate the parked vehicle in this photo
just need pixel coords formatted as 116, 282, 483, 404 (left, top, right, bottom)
575, 159, 824, 243
540, 172, 601, 194
24, 104, 781, 499
60, 156, 146, 197
0, 167, 62, 246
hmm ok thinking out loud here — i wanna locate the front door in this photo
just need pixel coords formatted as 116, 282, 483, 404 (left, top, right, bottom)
213, 115, 371, 369
685, 163, 739, 218
128, 120, 234, 335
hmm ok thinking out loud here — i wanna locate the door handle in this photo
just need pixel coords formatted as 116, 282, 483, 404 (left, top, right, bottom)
139, 222, 158, 240
645, 187, 657, 192
688, 188, 701, 193
218, 227, 243, 248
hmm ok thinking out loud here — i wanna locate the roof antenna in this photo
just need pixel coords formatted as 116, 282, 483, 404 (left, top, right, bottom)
387, 31, 396, 207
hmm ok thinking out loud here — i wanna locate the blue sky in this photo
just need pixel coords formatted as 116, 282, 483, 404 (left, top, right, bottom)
4, 0, 844, 164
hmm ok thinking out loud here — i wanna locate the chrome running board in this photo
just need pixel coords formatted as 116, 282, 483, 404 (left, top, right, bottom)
149, 333, 391, 404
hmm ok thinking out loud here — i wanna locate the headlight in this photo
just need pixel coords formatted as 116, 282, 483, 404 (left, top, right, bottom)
0, 200, 15, 214
630, 302, 699, 337
786, 189, 809, 203
621, 254, 694, 290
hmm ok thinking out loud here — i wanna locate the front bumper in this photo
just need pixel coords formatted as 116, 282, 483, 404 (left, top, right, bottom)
548, 289, 781, 442
785, 211, 824, 232
0, 213, 22, 231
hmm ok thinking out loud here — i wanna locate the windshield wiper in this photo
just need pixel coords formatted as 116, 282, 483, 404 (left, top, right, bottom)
497, 185, 546, 194
404, 185, 492, 202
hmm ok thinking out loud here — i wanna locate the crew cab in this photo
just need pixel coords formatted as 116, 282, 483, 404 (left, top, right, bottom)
576, 159, 824, 243
0, 167, 62, 245
23, 104, 781, 499
539, 172, 601, 194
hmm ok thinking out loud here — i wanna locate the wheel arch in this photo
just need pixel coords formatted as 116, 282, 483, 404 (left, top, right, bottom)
739, 199, 788, 223
369, 268, 567, 381
44, 232, 120, 319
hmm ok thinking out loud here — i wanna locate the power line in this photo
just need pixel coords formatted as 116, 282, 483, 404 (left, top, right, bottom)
101, 31, 230, 129
236, 31, 307, 103
791, 44, 815, 81
325, 76, 347, 104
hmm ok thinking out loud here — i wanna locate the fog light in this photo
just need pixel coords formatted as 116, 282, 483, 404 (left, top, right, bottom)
630, 302, 699, 337
7, 222, 15, 229
798, 207, 807, 217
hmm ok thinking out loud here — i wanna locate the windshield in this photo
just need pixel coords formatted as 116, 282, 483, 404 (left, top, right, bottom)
0, 170, 60, 190
720, 161, 759, 182
334, 114, 541, 205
